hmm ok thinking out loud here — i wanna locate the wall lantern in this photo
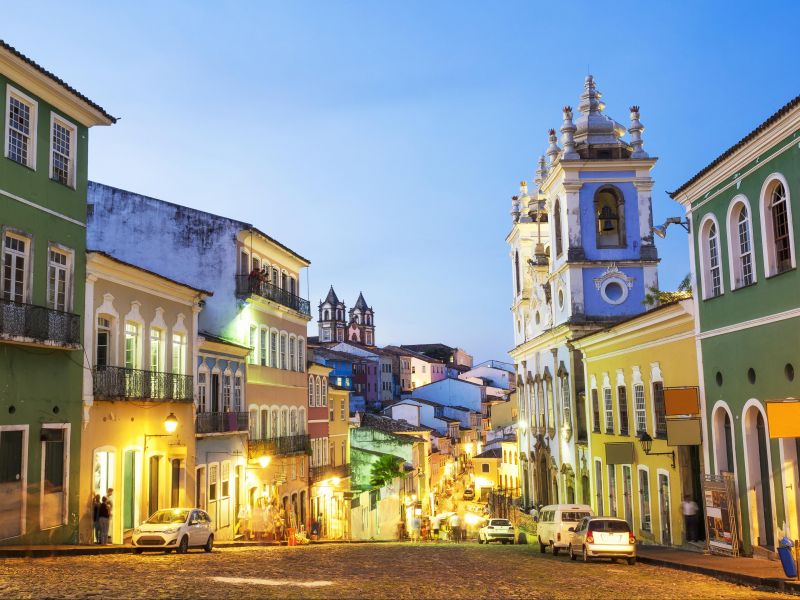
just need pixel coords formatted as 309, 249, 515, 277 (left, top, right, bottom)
164, 413, 179, 434
652, 216, 690, 239
637, 431, 675, 468
258, 455, 271, 468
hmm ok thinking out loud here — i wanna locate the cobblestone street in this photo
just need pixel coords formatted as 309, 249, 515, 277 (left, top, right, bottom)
0, 543, 791, 599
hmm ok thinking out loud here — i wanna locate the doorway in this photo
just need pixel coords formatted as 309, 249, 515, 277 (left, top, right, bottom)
122, 449, 140, 531
0, 428, 26, 540
744, 406, 774, 549
622, 465, 633, 528
658, 472, 671, 545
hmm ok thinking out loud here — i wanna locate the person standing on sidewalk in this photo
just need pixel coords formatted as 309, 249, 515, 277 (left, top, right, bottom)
681, 495, 699, 543
98, 497, 111, 544
91, 494, 101, 543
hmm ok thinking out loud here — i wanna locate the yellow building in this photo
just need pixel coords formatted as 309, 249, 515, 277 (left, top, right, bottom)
471, 437, 519, 501
238, 230, 312, 531
572, 299, 702, 547
80, 252, 208, 544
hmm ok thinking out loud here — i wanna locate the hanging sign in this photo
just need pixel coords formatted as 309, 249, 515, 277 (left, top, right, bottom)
766, 400, 800, 439
664, 387, 700, 416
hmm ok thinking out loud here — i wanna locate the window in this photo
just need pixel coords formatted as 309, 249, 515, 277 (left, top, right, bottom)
595, 187, 624, 247
6, 88, 36, 168
47, 249, 70, 311
125, 322, 140, 369
769, 181, 793, 274
707, 222, 722, 297
222, 373, 232, 412
634, 384, 646, 434
239, 251, 249, 275
233, 374, 242, 412
260, 329, 267, 366
198, 371, 207, 413
554, 198, 563, 257
2, 233, 29, 303
595, 460, 604, 514
248, 325, 257, 364
546, 380, 555, 432
96, 317, 111, 367
280, 334, 287, 370
308, 376, 315, 406
150, 328, 165, 397
329, 403, 334, 421
290, 409, 298, 435
289, 337, 296, 371
270, 331, 278, 368
271, 408, 278, 438
603, 387, 614, 433
653, 382, 667, 437
514, 250, 521, 296
607, 465, 617, 517
50, 115, 76, 187
340, 399, 345, 420
322, 379, 328, 407
591, 389, 600, 432
561, 376, 571, 427
639, 468, 652, 532
209, 464, 218, 502
257, 408, 267, 439
617, 386, 629, 436
298, 339, 305, 372
732, 203, 754, 287
172, 333, 186, 375
315, 377, 322, 407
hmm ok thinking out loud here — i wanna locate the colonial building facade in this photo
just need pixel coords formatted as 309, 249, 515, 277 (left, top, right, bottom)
0, 41, 114, 544
508, 76, 658, 510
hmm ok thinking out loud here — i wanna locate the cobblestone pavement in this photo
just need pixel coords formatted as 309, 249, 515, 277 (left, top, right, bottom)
0, 542, 792, 599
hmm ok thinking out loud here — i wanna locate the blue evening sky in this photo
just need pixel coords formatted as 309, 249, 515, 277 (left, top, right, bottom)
6, 1, 800, 362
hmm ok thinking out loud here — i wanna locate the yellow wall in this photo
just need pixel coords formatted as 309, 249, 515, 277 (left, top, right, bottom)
576, 300, 698, 546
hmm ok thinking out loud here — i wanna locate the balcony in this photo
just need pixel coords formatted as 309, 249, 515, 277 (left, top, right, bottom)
248, 434, 309, 459
235, 275, 311, 317
0, 298, 80, 348
196, 411, 249, 435
310, 463, 350, 484
93, 366, 194, 401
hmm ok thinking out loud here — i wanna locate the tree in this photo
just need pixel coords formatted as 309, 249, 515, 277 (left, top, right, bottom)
643, 274, 692, 307
370, 454, 403, 488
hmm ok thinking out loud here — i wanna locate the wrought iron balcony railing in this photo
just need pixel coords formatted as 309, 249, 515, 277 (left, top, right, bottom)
0, 298, 81, 347
309, 463, 350, 483
196, 411, 249, 434
235, 275, 311, 317
248, 434, 310, 459
93, 365, 194, 401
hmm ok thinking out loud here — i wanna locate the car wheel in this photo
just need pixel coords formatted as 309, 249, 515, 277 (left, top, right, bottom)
178, 535, 189, 554
582, 545, 589, 563
134, 548, 143, 555
569, 544, 576, 561
502, 540, 508, 545
539, 537, 546, 553
553, 545, 560, 557
204, 535, 214, 553
627, 557, 636, 566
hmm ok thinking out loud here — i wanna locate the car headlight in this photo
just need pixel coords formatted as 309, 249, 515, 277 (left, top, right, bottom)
162, 527, 178, 534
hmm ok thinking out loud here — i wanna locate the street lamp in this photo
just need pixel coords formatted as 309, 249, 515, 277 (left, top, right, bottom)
651, 216, 689, 238
637, 431, 675, 468
258, 455, 271, 468
144, 413, 179, 450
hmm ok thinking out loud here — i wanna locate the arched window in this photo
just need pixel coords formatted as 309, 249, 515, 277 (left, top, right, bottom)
315, 377, 322, 407
308, 375, 315, 406
259, 407, 268, 440
290, 407, 298, 435
553, 199, 563, 257
761, 178, 794, 275
324, 309, 330, 320
280, 407, 288, 437
298, 339, 305, 372
514, 250, 521, 296
595, 186, 624, 248
271, 407, 278, 438
322, 379, 328, 407
561, 376, 571, 427
298, 408, 306, 434
699, 216, 723, 299
249, 407, 259, 439
727, 199, 755, 288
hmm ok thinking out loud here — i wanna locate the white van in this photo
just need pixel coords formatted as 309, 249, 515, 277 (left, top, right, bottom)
536, 504, 593, 555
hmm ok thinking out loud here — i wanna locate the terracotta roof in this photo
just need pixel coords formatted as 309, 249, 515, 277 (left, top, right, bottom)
669, 93, 800, 198
359, 412, 434, 434
1, 39, 116, 123
475, 448, 502, 459
198, 331, 250, 351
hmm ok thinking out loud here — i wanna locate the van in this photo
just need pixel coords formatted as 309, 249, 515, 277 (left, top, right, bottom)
536, 504, 593, 555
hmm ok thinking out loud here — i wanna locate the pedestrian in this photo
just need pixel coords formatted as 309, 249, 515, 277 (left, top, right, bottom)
91, 494, 101, 543
237, 503, 252, 540
431, 515, 440, 542
106, 487, 114, 541
449, 513, 462, 543
681, 495, 699, 543
98, 496, 110, 544
253, 501, 266, 542
410, 516, 421, 543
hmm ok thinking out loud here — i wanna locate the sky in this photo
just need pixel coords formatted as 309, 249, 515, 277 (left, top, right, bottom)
6, 1, 800, 362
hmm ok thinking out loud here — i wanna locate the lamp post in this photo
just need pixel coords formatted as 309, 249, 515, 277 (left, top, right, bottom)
651, 216, 690, 239
637, 431, 675, 468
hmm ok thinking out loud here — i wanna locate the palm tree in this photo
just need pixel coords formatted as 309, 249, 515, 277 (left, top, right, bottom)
370, 454, 403, 488
643, 273, 692, 307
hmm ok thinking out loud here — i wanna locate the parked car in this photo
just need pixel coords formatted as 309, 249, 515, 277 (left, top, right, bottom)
568, 516, 636, 565
132, 508, 214, 554
536, 504, 593, 555
462, 487, 475, 501
478, 518, 515, 544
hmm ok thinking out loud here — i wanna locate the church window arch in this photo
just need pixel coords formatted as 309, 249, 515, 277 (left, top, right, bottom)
595, 186, 625, 248
554, 198, 563, 257
698, 214, 723, 299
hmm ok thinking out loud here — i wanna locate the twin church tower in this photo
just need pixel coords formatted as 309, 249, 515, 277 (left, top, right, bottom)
317, 287, 375, 347
508, 75, 658, 507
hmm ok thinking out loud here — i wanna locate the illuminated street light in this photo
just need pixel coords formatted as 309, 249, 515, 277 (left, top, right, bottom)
258, 455, 271, 468
164, 413, 178, 434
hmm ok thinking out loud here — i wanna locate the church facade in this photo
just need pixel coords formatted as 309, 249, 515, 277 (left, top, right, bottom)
318, 287, 375, 347
508, 76, 658, 509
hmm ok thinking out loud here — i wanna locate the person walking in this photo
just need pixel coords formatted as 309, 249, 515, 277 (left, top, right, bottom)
410, 515, 421, 543
431, 515, 441, 542
98, 497, 111, 544
91, 494, 101, 544
681, 495, 699, 543
449, 513, 462, 543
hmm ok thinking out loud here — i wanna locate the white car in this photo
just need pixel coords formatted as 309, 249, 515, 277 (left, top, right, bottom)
132, 508, 214, 554
478, 518, 515, 544
537, 504, 593, 556
568, 516, 637, 564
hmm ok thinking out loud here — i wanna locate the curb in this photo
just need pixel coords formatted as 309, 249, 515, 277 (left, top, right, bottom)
636, 554, 800, 595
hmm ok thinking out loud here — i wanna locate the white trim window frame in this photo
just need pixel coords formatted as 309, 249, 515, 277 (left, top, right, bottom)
270, 330, 278, 368
697, 214, 724, 299
49, 113, 77, 189
233, 372, 243, 412
298, 338, 305, 372
197, 367, 208, 413
2, 231, 31, 304
0, 425, 29, 540
222, 370, 232, 412
760, 174, 796, 276
633, 383, 647, 435
40, 422, 70, 530
603, 386, 614, 434
46, 246, 72, 312
726, 196, 756, 289
638, 465, 652, 533
5, 86, 37, 169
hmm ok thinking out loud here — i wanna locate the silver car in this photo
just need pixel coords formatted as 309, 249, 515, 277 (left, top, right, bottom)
568, 516, 636, 565
132, 508, 214, 554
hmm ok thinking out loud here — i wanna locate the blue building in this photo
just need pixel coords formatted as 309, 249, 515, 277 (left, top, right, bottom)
507, 76, 658, 509
310, 347, 365, 414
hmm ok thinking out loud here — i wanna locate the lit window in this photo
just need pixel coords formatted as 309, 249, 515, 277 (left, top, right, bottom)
270, 331, 278, 368
639, 468, 651, 532
96, 317, 111, 367
198, 371, 207, 413
2, 233, 29, 303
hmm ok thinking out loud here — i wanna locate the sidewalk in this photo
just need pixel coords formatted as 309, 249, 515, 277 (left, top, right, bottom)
637, 545, 800, 595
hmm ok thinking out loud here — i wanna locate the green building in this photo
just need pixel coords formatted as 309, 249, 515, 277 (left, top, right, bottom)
671, 94, 800, 556
0, 40, 114, 544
